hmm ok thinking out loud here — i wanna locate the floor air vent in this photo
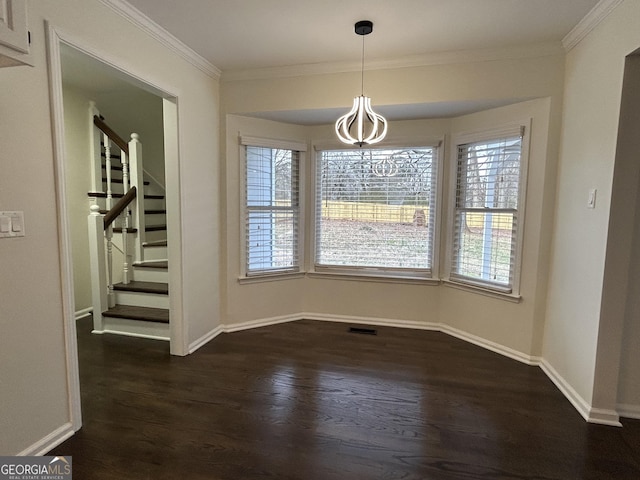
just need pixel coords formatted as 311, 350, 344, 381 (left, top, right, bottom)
348, 327, 378, 335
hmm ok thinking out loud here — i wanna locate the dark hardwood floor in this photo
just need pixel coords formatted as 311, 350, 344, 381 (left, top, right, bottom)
50, 318, 640, 479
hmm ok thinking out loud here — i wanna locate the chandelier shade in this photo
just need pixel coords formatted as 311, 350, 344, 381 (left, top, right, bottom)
335, 20, 388, 147
335, 95, 388, 147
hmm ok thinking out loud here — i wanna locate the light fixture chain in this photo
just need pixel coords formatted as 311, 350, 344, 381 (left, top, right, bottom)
361, 33, 365, 95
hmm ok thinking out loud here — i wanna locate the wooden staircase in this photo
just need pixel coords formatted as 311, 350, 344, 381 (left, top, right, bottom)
88, 111, 169, 341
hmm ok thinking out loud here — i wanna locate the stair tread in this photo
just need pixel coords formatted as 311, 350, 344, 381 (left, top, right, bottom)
143, 240, 168, 247
113, 281, 168, 295
145, 209, 167, 215
134, 260, 168, 269
113, 227, 139, 233
88, 192, 165, 200
103, 305, 169, 323
102, 177, 150, 186
146, 225, 167, 232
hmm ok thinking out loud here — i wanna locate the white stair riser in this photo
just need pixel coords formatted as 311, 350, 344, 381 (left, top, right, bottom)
145, 213, 166, 225
115, 291, 169, 309
142, 246, 168, 261
133, 267, 168, 283
98, 316, 169, 341
145, 229, 167, 243
144, 198, 166, 210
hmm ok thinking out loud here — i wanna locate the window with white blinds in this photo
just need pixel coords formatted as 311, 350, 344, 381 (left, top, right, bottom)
244, 143, 301, 276
315, 147, 438, 276
451, 129, 524, 292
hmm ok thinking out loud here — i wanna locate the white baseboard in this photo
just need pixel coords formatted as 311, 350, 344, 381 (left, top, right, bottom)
539, 359, 621, 427
617, 403, 640, 420
93, 329, 169, 342
539, 359, 592, 422
223, 314, 300, 333
17, 422, 75, 456
74, 307, 92, 321
216, 313, 622, 427
589, 407, 622, 426
303, 312, 440, 331
188, 315, 300, 353
189, 325, 224, 354
441, 324, 541, 366
304, 312, 539, 365
217, 312, 539, 366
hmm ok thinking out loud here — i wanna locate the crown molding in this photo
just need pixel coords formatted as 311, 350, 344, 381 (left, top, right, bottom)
221, 42, 564, 82
562, 0, 624, 52
97, 0, 221, 79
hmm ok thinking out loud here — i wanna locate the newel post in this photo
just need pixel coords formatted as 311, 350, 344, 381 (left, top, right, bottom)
129, 132, 145, 261
88, 204, 108, 332
88, 102, 102, 194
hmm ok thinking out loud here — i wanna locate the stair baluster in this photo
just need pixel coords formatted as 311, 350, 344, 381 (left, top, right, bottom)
104, 133, 113, 210
128, 133, 144, 262
122, 216, 131, 285
121, 134, 131, 284
105, 223, 115, 307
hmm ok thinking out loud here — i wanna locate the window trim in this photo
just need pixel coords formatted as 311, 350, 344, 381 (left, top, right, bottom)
239, 135, 307, 279
444, 121, 531, 297
310, 139, 443, 280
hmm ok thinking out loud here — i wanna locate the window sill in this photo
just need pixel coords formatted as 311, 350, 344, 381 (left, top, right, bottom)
239, 271, 306, 284
442, 279, 522, 303
308, 270, 440, 286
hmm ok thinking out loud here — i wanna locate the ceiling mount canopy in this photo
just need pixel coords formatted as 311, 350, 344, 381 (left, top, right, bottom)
335, 20, 388, 147
354, 20, 373, 36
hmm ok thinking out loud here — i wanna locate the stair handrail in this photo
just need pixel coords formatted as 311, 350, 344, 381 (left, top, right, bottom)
88, 109, 148, 333
104, 186, 137, 229
93, 115, 129, 155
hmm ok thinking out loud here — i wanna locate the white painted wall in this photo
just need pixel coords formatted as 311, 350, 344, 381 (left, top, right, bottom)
0, 0, 220, 454
543, 0, 640, 422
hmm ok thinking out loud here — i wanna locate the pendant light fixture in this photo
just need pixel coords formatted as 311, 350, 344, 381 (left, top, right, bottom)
335, 20, 388, 147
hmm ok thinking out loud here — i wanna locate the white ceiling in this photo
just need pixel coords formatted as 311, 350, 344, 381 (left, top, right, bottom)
62, 0, 601, 125
125, 0, 600, 72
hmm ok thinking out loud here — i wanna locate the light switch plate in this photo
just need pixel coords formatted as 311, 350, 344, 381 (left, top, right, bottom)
0, 211, 25, 238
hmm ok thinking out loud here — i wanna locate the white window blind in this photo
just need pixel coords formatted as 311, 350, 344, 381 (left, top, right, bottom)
315, 147, 437, 275
451, 132, 523, 292
245, 145, 300, 275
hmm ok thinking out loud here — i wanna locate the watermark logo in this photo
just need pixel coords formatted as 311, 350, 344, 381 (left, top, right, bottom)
0, 456, 72, 480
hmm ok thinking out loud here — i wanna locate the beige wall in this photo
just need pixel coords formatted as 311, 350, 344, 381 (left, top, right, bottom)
543, 0, 640, 419
222, 55, 564, 116
0, 0, 220, 454
62, 85, 94, 313
610, 53, 640, 414
221, 52, 565, 356
96, 89, 166, 186
442, 98, 558, 357
223, 115, 309, 325
223, 94, 559, 361
618, 59, 640, 407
